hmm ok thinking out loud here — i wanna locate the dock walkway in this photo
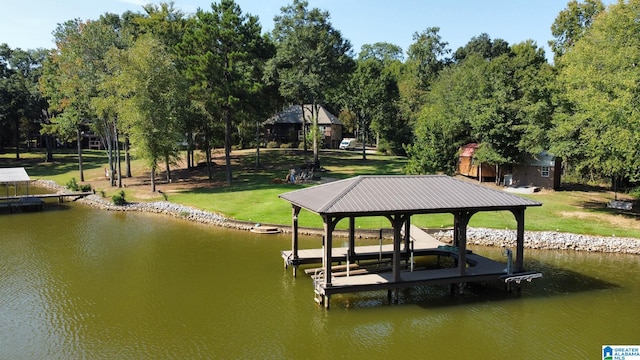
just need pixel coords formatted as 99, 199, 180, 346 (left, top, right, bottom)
281, 224, 447, 266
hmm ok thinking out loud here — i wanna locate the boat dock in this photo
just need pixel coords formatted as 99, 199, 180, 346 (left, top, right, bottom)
1, 167, 93, 214
278, 175, 544, 308
284, 225, 541, 304
0, 192, 93, 213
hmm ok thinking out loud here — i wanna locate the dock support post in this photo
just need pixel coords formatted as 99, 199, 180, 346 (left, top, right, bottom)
510, 208, 526, 272
291, 206, 301, 277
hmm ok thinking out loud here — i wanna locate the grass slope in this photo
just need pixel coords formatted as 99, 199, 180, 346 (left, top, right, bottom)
1, 148, 638, 238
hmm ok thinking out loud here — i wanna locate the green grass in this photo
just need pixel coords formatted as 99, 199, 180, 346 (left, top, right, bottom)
2, 147, 638, 238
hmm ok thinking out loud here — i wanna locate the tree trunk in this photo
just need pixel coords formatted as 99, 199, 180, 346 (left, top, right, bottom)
187, 130, 193, 170
150, 167, 156, 192
44, 134, 54, 163
301, 104, 307, 152
165, 153, 171, 182
76, 127, 84, 182
224, 110, 232, 185
312, 101, 319, 169
105, 132, 114, 186
125, 136, 131, 178
15, 118, 20, 160
361, 117, 367, 161
115, 124, 122, 188
205, 131, 213, 180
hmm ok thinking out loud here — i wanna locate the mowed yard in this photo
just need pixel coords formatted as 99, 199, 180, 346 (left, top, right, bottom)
2, 148, 639, 239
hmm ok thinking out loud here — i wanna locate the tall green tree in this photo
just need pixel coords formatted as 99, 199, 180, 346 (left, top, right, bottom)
105, 34, 186, 192
343, 46, 401, 158
40, 19, 120, 181
0, 45, 49, 159
552, 0, 640, 185
549, 0, 605, 61
267, 0, 354, 167
406, 37, 554, 177
181, 0, 271, 184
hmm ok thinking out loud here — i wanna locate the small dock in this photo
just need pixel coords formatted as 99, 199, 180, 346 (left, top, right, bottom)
0, 192, 93, 213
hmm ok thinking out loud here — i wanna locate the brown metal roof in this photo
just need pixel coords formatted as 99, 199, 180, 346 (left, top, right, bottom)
279, 175, 541, 216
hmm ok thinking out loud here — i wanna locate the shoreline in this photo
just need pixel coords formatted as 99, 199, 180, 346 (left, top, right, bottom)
33, 180, 640, 255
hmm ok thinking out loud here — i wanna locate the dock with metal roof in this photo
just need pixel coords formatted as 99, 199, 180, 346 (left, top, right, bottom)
278, 175, 543, 308
0, 167, 92, 213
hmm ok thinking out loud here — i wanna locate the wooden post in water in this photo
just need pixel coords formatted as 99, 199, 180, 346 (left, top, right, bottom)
291, 205, 301, 277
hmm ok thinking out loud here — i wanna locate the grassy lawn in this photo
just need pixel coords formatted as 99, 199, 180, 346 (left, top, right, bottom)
2, 147, 638, 238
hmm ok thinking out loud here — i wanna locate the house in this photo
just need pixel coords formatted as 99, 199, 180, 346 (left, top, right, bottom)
457, 143, 497, 181
457, 143, 561, 189
509, 151, 562, 190
263, 104, 343, 149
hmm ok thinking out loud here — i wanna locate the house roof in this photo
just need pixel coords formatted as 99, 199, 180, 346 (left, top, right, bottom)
264, 104, 342, 126
279, 175, 541, 216
459, 143, 479, 157
0, 167, 30, 183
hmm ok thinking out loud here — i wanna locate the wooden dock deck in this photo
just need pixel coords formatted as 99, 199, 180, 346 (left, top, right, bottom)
0, 192, 93, 213
281, 224, 447, 266
0, 197, 45, 213
282, 225, 542, 306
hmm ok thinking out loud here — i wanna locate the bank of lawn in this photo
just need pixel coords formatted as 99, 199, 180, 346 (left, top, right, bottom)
1, 148, 639, 239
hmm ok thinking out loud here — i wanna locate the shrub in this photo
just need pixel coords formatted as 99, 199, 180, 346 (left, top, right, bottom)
266, 141, 279, 148
280, 143, 292, 149
66, 178, 79, 191
629, 186, 640, 200
80, 184, 92, 192
112, 190, 126, 206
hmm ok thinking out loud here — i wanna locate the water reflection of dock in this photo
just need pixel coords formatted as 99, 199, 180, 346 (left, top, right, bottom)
279, 175, 544, 308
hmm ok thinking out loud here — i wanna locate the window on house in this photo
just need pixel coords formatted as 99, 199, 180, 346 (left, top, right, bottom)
541, 166, 550, 177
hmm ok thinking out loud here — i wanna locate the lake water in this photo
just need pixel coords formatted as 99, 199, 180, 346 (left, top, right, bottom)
1, 201, 639, 359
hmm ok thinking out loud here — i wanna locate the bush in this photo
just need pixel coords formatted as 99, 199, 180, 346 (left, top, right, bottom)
280, 143, 292, 149
112, 190, 126, 206
266, 141, 279, 148
629, 186, 640, 200
66, 178, 79, 191
80, 184, 92, 192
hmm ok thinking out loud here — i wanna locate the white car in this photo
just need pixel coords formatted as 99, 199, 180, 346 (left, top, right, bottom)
339, 138, 357, 150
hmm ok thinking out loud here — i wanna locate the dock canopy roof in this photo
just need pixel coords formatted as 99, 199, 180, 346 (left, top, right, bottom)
279, 175, 541, 216
0, 167, 30, 184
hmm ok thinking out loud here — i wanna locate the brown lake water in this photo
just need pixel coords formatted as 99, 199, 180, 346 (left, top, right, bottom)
0, 201, 639, 359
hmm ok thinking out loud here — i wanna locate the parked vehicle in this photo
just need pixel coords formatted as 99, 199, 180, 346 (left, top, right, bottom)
339, 138, 358, 150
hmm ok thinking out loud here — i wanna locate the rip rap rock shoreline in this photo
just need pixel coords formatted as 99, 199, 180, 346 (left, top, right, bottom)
33, 180, 640, 254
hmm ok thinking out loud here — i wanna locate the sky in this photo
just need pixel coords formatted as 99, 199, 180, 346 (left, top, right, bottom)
0, 0, 617, 61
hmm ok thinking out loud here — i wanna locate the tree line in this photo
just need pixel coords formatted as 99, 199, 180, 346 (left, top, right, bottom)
1, 0, 638, 191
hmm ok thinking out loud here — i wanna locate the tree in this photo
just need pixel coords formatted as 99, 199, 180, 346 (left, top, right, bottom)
406, 37, 554, 178
267, 0, 354, 167
552, 0, 640, 185
549, 0, 605, 61
453, 33, 510, 62
343, 47, 401, 158
359, 42, 404, 62
181, 0, 272, 184
0, 45, 49, 159
40, 19, 120, 182
105, 34, 186, 192
398, 27, 450, 151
